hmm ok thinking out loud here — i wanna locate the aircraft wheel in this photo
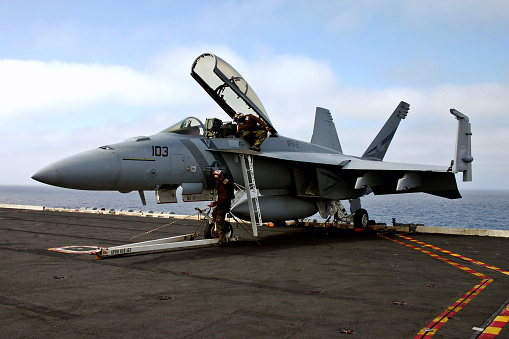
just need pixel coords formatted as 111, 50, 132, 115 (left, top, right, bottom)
354, 209, 369, 229
204, 221, 233, 239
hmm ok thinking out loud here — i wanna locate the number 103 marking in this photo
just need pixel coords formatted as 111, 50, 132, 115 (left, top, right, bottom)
152, 146, 169, 157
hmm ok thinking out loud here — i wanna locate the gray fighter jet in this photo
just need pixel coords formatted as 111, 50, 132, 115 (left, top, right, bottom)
32, 53, 473, 234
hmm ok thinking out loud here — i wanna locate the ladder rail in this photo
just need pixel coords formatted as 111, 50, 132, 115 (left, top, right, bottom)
246, 155, 263, 228
238, 154, 262, 237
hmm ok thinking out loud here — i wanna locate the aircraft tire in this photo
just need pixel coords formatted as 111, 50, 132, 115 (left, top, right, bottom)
204, 221, 233, 239
354, 209, 369, 229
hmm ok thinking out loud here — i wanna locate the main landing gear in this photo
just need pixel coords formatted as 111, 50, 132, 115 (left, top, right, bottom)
353, 208, 369, 230
317, 199, 370, 231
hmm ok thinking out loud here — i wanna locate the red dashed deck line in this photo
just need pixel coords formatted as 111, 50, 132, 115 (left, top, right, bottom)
415, 279, 492, 338
397, 234, 509, 277
379, 233, 493, 338
379, 234, 490, 279
396, 234, 509, 338
478, 304, 509, 338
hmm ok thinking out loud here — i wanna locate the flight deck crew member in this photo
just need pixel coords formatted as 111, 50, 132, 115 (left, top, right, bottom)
235, 113, 273, 151
208, 169, 234, 243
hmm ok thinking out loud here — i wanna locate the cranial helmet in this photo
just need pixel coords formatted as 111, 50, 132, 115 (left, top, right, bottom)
234, 113, 245, 122
212, 169, 223, 179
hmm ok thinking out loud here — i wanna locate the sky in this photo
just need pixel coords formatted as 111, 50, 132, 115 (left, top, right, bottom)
1, 0, 508, 190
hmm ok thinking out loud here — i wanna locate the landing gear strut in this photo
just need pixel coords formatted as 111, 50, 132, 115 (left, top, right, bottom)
197, 208, 234, 240
316, 199, 370, 231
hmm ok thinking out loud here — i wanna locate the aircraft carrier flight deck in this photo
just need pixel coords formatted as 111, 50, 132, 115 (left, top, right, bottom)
1, 207, 508, 338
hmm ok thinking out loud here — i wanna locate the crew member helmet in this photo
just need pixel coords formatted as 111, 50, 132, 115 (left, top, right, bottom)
212, 169, 223, 179
234, 113, 245, 122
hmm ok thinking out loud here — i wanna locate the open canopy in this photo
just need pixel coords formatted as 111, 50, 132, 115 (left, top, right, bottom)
191, 53, 276, 133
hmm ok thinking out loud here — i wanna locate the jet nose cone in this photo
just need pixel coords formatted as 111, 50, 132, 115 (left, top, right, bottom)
32, 149, 120, 190
32, 165, 58, 185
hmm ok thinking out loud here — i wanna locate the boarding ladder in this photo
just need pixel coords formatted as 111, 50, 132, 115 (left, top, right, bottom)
238, 154, 262, 237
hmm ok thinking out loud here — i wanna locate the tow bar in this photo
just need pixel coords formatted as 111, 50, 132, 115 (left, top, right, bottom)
95, 208, 236, 259
95, 233, 224, 259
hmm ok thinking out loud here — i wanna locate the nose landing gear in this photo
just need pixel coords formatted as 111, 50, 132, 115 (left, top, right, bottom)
204, 221, 233, 239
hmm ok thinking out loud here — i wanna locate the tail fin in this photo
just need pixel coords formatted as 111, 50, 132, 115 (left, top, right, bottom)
362, 101, 409, 160
311, 107, 342, 152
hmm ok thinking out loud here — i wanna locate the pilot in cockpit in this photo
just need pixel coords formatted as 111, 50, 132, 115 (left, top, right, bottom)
234, 113, 274, 151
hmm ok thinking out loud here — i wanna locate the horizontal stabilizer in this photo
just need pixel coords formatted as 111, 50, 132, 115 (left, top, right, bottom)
362, 101, 409, 160
311, 107, 342, 153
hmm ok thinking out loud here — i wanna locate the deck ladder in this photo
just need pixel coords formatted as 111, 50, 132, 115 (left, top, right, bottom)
238, 154, 262, 237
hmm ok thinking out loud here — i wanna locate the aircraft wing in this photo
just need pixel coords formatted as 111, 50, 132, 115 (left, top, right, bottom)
341, 158, 448, 172
211, 148, 459, 199
210, 148, 348, 166
211, 148, 448, 172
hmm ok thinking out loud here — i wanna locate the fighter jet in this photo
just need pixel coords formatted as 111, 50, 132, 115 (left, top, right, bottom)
32, 53, 473, 234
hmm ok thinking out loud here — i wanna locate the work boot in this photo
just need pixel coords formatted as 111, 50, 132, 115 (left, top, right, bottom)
214, 237, 226, 246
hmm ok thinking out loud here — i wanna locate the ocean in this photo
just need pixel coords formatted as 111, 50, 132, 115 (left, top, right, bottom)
1, 185, 508, 231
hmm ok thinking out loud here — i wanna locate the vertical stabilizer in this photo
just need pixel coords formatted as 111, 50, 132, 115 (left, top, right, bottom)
311, 107, 342, 153
362, 101, 409, 160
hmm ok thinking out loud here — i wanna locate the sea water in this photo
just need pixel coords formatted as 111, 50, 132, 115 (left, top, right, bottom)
1, 185, 508, 231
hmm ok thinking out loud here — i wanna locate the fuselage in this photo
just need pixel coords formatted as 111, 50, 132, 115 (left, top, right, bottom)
31, 127, 354, 197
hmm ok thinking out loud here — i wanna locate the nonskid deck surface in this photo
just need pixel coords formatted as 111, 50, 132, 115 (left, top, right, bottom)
1, 208, 508, 338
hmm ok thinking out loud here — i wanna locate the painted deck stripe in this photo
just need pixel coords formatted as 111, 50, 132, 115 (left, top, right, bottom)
478, 304, 509, 338
397, 234, 509, 276
415, 279, 493, 338
379, 233, 493, 338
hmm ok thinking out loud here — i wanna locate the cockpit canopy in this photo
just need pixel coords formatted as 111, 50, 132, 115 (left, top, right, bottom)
160, 117, 205, 136
191, 53, 276, 133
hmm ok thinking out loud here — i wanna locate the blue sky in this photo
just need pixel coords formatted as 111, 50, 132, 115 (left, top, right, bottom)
1, 0, 508, 189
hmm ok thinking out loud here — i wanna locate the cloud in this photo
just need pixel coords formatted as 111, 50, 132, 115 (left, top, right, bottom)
0, 59, 188, 121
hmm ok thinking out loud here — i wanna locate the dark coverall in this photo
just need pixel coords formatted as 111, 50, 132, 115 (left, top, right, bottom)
210, 177, 234, 242
236, 114, 270, 150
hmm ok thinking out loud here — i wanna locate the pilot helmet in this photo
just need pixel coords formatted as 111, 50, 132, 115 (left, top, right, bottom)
211, 169, 223, 179
234, 113, 245, 122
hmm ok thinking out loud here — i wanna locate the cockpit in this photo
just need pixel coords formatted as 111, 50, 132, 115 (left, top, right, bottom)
160, 116, 238, 138
160, 117, 205, 136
